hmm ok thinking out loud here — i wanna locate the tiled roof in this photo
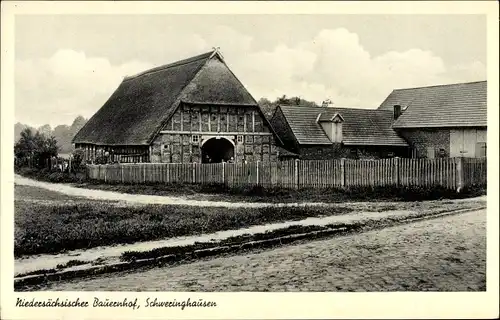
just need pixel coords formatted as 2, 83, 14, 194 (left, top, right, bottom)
279, 105, 408, 146
378, 80, 487, 128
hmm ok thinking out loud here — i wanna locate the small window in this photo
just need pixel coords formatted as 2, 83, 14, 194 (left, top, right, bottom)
239, 116, 244, 122
211, 115, 217, 121
237, 135, 244, 143
437, 148, 446, 158
221, 116, 226, 121
426, 147, 435, 159
350, 148, 358, 159
192, 135, 200, 143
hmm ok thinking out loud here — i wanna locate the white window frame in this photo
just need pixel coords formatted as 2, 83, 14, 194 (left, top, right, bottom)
192, 135, 200, 143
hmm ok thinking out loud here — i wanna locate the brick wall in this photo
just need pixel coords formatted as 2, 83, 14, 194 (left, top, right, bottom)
397, 128, 450, 158
299, 144, 408, 160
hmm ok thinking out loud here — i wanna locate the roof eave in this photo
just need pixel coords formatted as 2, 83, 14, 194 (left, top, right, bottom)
342, 142, 409, 147
393, 124, 487, 129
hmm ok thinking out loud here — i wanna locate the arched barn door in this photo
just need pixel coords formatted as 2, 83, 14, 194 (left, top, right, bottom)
201, 138, 234, 163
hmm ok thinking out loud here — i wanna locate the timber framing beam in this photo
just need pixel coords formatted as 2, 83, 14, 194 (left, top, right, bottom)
159, 131, 273, 136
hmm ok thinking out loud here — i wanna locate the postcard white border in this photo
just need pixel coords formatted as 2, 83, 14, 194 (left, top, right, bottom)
2, 1, 499, 319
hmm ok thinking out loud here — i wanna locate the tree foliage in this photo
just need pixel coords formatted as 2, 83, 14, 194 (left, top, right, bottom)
14, 128, 59, 168
258, 95, 322, 120
14, 115, 88, 154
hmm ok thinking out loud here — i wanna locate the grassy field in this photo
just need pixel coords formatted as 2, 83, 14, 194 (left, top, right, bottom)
15, 184, 362, 256
15, 185, 86, 201
14, 183, 485, 257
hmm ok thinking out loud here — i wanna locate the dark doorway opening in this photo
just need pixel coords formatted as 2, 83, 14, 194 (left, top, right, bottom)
201, 138, 234, 163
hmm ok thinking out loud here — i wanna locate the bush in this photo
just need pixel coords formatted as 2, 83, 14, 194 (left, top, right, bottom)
15, 166, 88, 184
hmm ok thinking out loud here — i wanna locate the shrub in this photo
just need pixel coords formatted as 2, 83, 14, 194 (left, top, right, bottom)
16, 166, 88, 184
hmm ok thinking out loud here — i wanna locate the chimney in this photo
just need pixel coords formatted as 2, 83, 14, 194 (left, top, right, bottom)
394, 105, 402, 120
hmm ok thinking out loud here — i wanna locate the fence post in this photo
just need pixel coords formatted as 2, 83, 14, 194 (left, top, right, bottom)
395, 157, 400, 186
256, 161, 260, 186
340, 158, 345, 188
104, 165, 107, 183
456, 157, 464, 192
294, 159, 299, 190
121, 165, 124, 183
143, 164, 146, 184
192, 162, 196, 183
222, 162, 226, 185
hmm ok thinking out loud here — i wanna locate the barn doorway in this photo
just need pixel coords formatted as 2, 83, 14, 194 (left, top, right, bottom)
201, 137, 234, 163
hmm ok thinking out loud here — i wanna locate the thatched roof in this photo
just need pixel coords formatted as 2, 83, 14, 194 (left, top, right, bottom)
73, 50, 261, 145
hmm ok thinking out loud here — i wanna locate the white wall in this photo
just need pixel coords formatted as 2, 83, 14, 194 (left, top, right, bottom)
449, 128, 487, 157
320, 122, 342, 143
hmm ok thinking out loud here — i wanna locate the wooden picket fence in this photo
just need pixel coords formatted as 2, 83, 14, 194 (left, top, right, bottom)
87, 157, 486, 190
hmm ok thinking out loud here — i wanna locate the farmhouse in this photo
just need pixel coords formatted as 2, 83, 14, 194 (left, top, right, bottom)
270, 105, 410, 160
379, 80, 487, 159
73, 49, 281, 163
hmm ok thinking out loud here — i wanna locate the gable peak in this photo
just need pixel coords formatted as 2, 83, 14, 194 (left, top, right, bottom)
210, 47, 225, 62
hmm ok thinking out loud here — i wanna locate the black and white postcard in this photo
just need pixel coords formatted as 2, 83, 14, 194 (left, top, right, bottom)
1, 1, 499, 319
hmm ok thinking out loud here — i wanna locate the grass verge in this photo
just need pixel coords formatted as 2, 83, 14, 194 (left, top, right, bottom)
14, 200, 355, 257
119, 205, 481, 262
75, 182, 486, 203
120, 223, 357, 262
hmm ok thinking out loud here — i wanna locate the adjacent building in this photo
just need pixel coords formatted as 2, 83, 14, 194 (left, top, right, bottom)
271, 80, 487, 160
270, 105, 409, 159
378, 80, 487, 158
73, 50, 282, 163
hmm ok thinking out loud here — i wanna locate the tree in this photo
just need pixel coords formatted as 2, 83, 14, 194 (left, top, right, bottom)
14, 127, 59, 168
37, 124, 52, 138
258, 98, 274, 120
14, 128, 36, 159
71, 115, 87, 132
257, 95, 322, 121
53, 124, 72, 153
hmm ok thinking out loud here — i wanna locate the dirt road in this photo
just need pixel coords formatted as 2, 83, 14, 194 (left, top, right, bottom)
14, 174, 329, 208
38, 209, 486, 292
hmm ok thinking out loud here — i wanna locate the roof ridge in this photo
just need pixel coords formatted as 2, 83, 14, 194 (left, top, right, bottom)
123, 50, 215, 82
392, 80, 487, 91
281, 105, 390, 112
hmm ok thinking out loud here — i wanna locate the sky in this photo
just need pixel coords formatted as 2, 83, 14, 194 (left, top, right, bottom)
15, 14, 487, 127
